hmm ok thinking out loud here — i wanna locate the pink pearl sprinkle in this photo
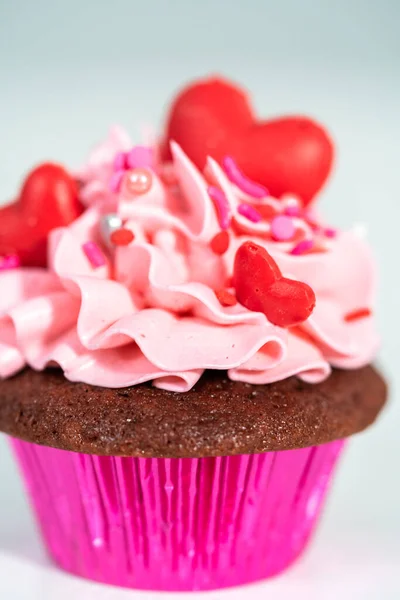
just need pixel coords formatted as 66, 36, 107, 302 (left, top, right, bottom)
126, 146, 154, 170
237, 203, 262, 223
291, 239, 314, 255
109, 169, 125, 193
271, 215, 295, 241
324, 227, 337, 238
82, 242, 106, 268
113, 152, 127, 171
124, 168, 153, 196
223, 156, 269, 199
0, 254, 20, 271
208, 186, 231, 230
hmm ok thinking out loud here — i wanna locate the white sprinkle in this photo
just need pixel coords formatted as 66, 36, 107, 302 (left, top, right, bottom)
100, 213, 123, 245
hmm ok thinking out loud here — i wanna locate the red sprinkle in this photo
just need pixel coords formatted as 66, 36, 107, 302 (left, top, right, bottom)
110, 228, 135, 246
225, 275, 234, 288
210, 231, 230, 255
215, 289, 237, 307
258, 204, 278, 220
304, 215, 320, 232
160, 168, 178, 186
344, 308, 372, 322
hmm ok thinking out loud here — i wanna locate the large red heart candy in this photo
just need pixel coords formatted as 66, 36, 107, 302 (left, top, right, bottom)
233, 241, 316, 327
0, 163, 83, 267
162, 77, 334, 205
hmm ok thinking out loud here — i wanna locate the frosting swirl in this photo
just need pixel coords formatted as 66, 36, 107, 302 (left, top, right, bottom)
0, 127, 379, 392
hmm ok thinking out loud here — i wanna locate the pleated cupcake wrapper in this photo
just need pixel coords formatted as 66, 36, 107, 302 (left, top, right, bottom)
10, 438, 345, 591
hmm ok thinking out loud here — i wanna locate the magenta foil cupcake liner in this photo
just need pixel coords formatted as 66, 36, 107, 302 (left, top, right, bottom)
11, 438, 345, 591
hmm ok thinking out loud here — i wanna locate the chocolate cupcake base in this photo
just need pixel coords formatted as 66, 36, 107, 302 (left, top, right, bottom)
0, 365, 387, 457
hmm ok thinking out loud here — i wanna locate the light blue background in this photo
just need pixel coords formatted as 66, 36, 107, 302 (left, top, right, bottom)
1, 1, 399, 598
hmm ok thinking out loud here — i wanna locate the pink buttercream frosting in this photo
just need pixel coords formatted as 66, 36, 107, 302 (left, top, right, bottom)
0, 127, 379, 392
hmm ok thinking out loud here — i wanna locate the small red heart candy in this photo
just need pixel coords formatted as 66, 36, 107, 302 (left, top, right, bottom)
162, 77, 334, 205
0, 163, 83, 267
233, 241, 316, 327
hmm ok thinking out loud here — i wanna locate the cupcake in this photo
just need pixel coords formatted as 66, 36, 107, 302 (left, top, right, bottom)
0, 77, 387, 592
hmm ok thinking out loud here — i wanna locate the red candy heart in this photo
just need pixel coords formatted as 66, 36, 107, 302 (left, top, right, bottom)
0, 163, 83, 267
162, 77, 334, 205
233, 241, 316, 327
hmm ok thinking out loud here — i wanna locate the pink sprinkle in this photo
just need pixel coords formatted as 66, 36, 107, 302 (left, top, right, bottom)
0, 254, 20, 271
324, 227, 337, 238
237, 203, 262, 223
284, 205, 301, 217
113, 152, 127, 171
283, 196, 302, 217
271, 215, 295, 241
82, 242, 106, 268
109, 169, 125, 193
291, 239, 314, 255
223, 156, 269, 199
208, 186, 231, 230
126, 146, 154, 170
